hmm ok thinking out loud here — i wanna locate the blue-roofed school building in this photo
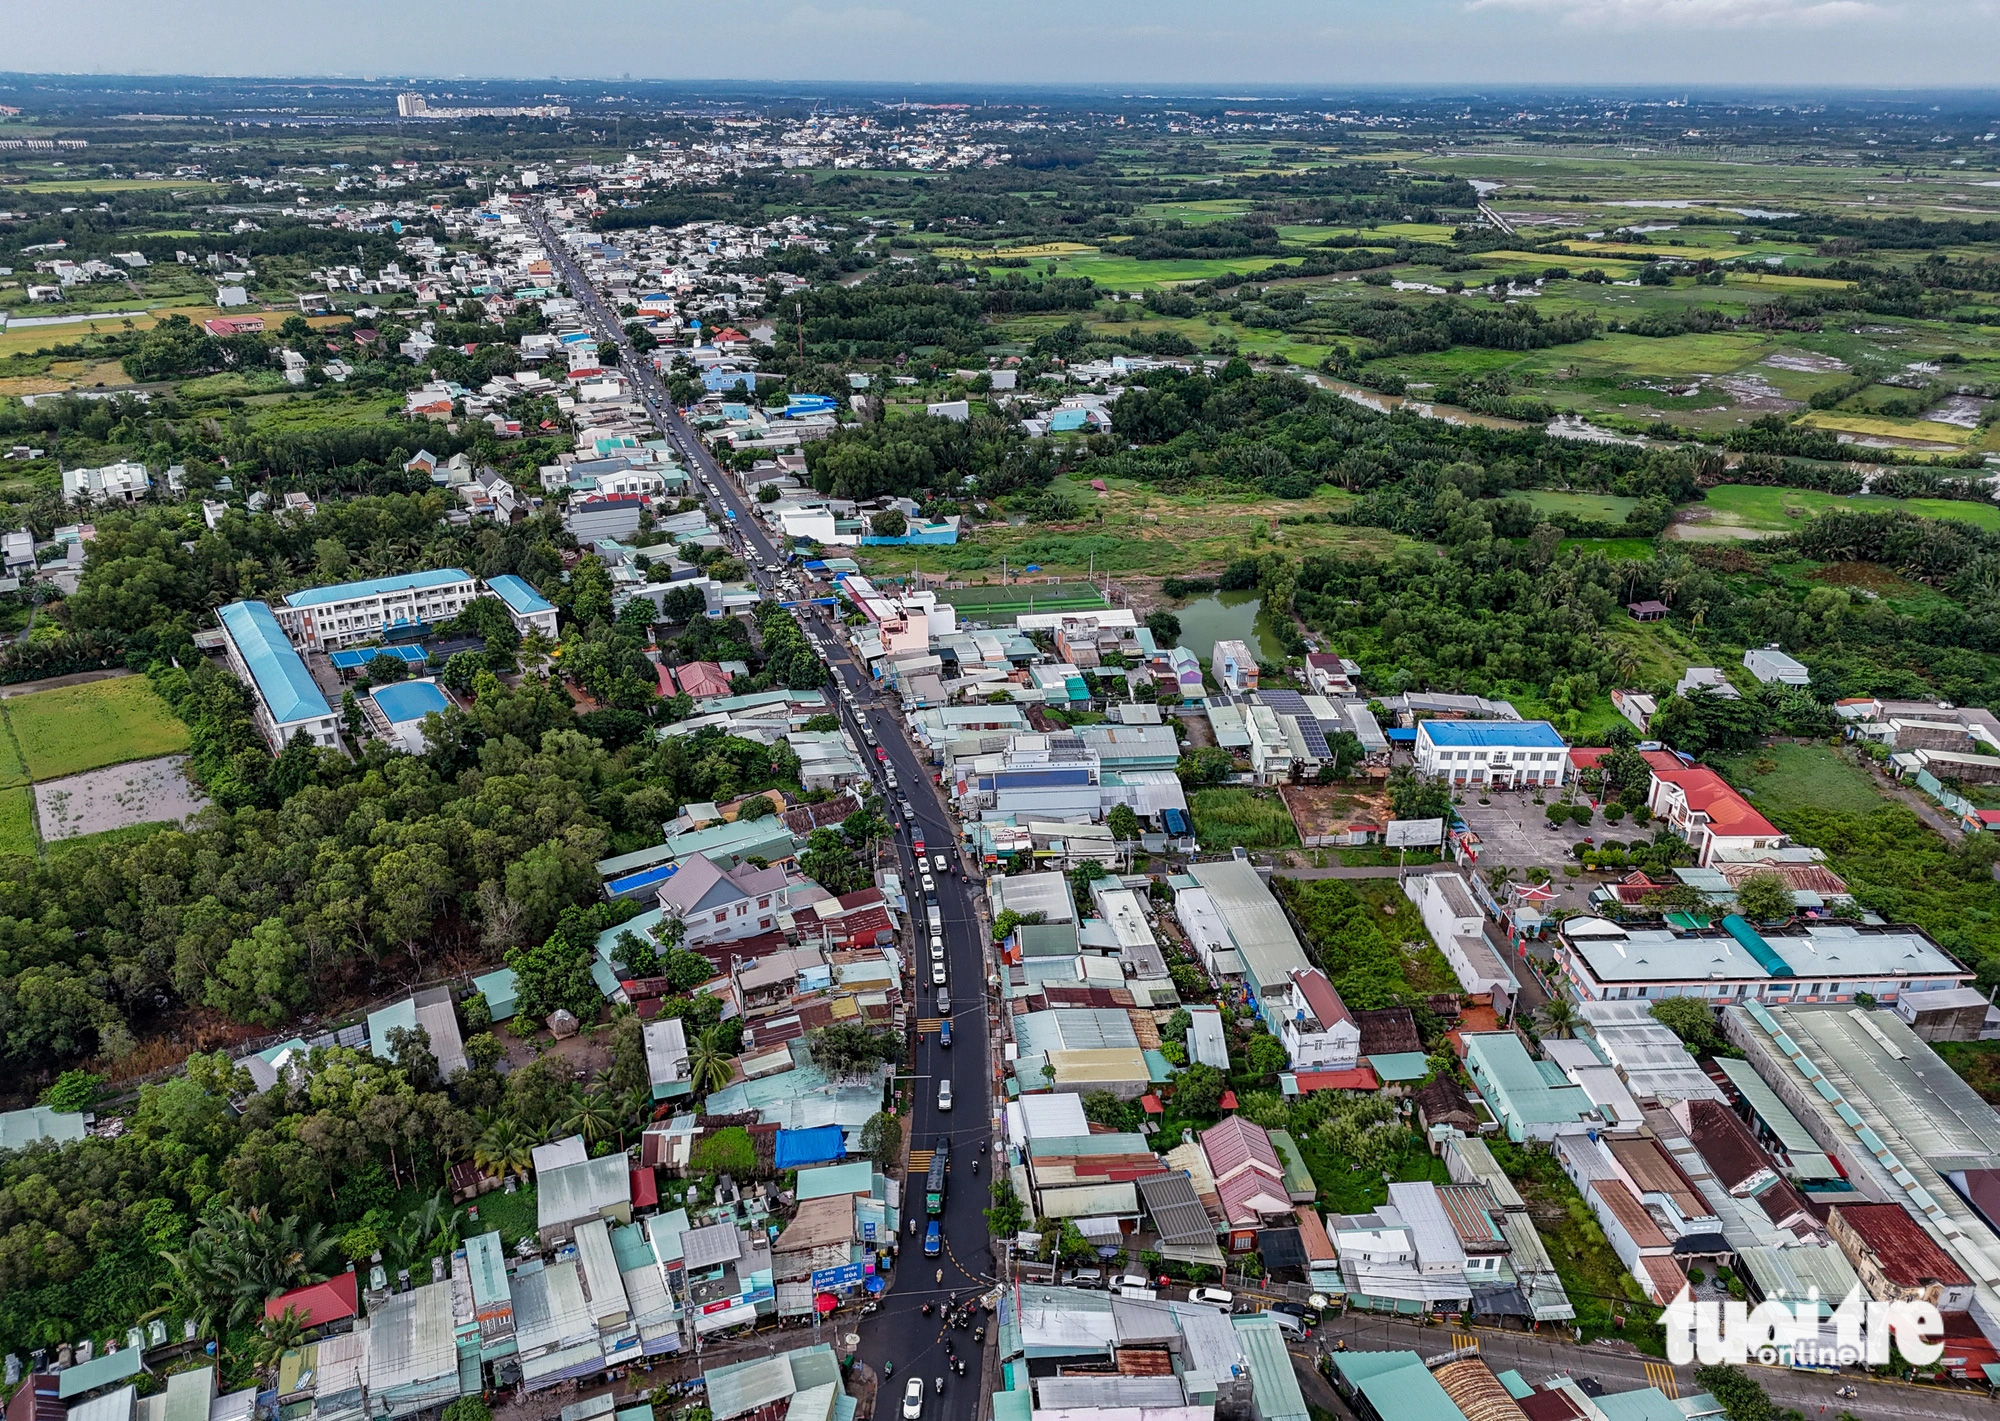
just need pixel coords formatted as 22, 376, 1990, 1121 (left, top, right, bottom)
274, 568, 481, 650
1414, 718, 1570, 789
486, 574, 559, 639
218, 600, 341, 752
370, 678, 454, 753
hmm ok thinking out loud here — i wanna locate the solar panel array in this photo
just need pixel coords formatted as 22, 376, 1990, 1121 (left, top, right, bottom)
1256, 690, 1330, 759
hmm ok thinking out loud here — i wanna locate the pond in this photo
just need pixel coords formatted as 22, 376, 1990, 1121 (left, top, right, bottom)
1171, 590, 1287, 665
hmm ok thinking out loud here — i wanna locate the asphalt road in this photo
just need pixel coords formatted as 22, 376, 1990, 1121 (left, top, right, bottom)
531, 206, 997, 1421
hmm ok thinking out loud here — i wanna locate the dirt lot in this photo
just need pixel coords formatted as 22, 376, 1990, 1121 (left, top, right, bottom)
34, 754, 209, 840
1277, 782, 1392, 842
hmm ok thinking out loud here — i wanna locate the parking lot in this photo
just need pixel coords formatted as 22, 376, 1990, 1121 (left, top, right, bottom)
1452, 792, 1602, 913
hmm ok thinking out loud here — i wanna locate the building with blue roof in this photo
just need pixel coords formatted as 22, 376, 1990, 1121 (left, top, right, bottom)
218, 600, 340, 752
1415, 717, 1570, 788
486, 574, 560, 638
273, 567, 480, 649
369, 678, 454, 752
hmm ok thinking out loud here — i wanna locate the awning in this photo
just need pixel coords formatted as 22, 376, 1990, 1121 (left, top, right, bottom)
1073, 1217, 1125, 1245
1158, 1238, 1227, 1267
694, 1302, 759, 1334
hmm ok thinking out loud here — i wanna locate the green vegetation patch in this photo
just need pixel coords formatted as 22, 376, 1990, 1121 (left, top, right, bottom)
4, 676, 192, 781
0, 787, 37, 857
1710, 743, 1891, 819
1190, 788, 1300, 850
1699, 484, 2000, 534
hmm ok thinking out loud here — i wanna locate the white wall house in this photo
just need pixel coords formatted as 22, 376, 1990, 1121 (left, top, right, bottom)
1278, 968, 1361, 1072
61, 461, 151, 505
1414, 719, 1569, 788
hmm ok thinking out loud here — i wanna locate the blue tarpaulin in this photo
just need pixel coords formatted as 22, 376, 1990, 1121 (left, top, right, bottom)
774, 1125, 847, 1169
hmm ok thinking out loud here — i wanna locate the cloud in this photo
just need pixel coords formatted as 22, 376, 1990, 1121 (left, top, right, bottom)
1464, 0, 1886, 26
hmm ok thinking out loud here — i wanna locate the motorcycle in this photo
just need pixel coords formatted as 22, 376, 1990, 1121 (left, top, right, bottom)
1834, 1387, 1857, 1400
934, 1378, 944, 1396
884, 1362, 894, 1379
972, 1160, 979, 1174
974, 1327, 985, 1345
862, 1301, 881, 1317
920, 1301, 933, 1316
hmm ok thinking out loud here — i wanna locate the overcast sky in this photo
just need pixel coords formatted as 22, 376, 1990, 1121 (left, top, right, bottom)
12, 0, 2000, 89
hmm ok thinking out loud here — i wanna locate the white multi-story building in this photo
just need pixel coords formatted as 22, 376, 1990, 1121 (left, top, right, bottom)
274, 568, 480, 650
60, 461, 151, 505
486, 575, 559, 640
217, 600, 341, 753
1415, 719, 1569, 788
1278, 968, 1361, 1072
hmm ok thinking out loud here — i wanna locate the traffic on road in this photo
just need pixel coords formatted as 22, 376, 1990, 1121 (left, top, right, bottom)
529, 202, 997, 1417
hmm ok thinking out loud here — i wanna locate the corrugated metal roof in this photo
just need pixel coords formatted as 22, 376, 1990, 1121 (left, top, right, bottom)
1136, 1172, 1217, 1246
1035, 1378, 1184, 1408
704, 1354, 795, 1421
56, 1349, 144, 1399
219, 601, 330, 724
283, 568, 473, 608
538, 1154, 631, 1232
1233, 1315, 1310, 1421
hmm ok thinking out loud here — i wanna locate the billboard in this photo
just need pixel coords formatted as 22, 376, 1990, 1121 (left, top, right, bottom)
1385, 817, 1445, 848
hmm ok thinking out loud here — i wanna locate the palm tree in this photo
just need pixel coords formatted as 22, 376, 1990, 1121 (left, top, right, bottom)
389, 1189, 465, 1273
473, 1115, 533, 1183
618, 1086, 656, 1151
687, 1026, 734, 1098
252, 1306, 309, 1375
1539, 997, 1578, 1040
562, 1086, 619, 1148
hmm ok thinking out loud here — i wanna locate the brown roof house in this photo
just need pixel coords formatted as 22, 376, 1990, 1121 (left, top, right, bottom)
1829, 1202, 1974, 1313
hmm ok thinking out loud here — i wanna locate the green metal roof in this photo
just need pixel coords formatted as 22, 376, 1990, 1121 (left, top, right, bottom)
1232, 1316, 1309, 1421
796, 1162, 874, 1200
57, 1348, 144, 1399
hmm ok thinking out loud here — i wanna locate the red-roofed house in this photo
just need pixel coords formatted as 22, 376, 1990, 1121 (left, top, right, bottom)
792, 887, 894, 949
671, 661, 734, 699
1200, 1117, 1294, 1248
264, 1270, 359, 1331
1569, 747, 1683, 775
1646, 766, 1784, 866
1830, 1202, 1974, 1312
1278, 968, 1361, 1073
629, 1167, 659, 1210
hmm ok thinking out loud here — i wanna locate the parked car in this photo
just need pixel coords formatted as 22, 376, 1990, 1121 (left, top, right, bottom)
1189, 1287, 1234, 1308
932, 962, 947, 986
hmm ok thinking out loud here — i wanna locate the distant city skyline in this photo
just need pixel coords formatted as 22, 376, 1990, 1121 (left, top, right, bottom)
11, 0, 2000, 89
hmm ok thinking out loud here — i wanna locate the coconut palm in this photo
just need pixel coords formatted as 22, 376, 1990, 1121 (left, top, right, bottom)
472, 1115, 533, 1183
1539, 997, 1579, 1040
251, 1306, 309, 1374
389, 1189, 465, 1273
562, 1086, 619, 1148
687, 1026, 734, 1098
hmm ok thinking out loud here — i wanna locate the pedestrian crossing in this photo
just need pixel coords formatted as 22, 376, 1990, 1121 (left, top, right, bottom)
1643, 1362, 1679, 1398
917, 1018, 942, 1032
1451, 1333, 1479, 1354
908, 1149, 935, 1171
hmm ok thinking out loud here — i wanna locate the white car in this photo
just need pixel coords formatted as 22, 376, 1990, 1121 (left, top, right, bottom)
934, 854, 949, 874
1189, 1287, 1234, 1308
930, 935, 945, 961
902, 1378, 924, 1420
937, 1079, 953, 1111
920, 874, 935, 894
931, 962, 947, 986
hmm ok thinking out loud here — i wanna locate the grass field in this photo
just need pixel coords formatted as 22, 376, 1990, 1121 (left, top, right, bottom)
0, 722, 27, 790
1798, 410, 1973, 446
1521, 490, 1642, 522
854, 472, 1400, 578
0, 788, 37, 857
934, 583, 1109, 615
1190, 788, 1301, 850
1710, 743, 1891, 818
1698, 484, 2000, 533
3, 676, 191, 781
